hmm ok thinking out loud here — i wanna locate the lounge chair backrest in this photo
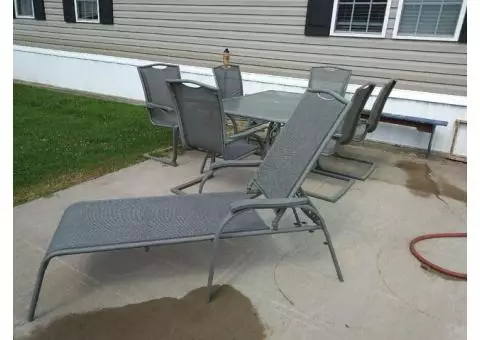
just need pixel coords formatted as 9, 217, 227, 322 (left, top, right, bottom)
308, 67, 352, 96
166, 80, 226, 155
252, 88, 355, 199
337, 83, 376, 145
213, 65, 244, 99
137, 63, 181, 126
367, 79, 397, 133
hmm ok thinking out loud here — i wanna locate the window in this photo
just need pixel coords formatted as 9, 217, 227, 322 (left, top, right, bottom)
330, 0, 393, 37
393, 0, 467, 41
74, 0, 99, 23
14, 0, 34, 18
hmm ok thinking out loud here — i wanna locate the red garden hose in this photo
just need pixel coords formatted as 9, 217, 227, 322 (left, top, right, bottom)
409, 232, 467, 280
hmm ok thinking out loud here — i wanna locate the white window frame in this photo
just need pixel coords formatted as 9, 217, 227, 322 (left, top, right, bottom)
330, 0, 393, 38
74, 0, 100, 24
14, 0, 35, 19
392, 0, 467, 41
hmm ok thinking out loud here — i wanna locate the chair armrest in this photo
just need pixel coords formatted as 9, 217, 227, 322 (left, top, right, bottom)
227, 124, 268, 142
230, 197, 309, 213
308, 89, 350, 105
146, 102, 173, 112
210, 160, 262, 171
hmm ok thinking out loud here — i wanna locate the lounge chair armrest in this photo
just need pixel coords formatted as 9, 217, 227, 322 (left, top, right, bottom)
226, 124, 268, 142
146, 102, 173, 112
210, 160, 263, 171
230, 197, 309, 213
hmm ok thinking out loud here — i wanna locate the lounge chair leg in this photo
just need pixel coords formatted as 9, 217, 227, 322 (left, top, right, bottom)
301, 205, 344, 282
207, 236, 221, 302
28, 257, 52, 322
321, 224, 344, 282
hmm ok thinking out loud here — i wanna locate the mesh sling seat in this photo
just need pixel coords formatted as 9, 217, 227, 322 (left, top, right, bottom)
27, 88, 352, 322
213, 65, 269, 132
137, 63, 182, 166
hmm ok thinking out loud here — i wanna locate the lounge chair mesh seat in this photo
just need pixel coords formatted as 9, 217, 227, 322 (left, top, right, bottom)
49, 193, 268, 255
28, 87, 356, 321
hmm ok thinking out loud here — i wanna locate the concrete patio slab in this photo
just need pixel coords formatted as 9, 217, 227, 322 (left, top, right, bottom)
13, 144, 467, 339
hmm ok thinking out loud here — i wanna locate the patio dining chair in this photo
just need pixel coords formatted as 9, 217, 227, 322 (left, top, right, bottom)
303, 83, 376, 202
313, 83, 378, 183
213, 65, 268, 131
137, 63, 182, 166
353, 79, 397, 142
28, 88, 352, 321
166, 80, 266, 194
308, 66, 352, 96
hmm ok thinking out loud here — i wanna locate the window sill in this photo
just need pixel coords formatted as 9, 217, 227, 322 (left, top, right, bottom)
392, 34, 460, 42
330, 31, 386, 39
75, 19, 100, 24
15, 15, 35, 19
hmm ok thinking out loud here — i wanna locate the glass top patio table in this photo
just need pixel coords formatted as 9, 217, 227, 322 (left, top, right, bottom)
222, 90, 303, 124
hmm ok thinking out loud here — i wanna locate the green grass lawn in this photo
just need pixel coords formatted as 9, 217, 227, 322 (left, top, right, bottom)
13, 83, 171, 205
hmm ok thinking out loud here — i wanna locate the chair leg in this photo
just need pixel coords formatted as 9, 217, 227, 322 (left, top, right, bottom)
317, 152, 376, 181
143, 127, 180, 167
300, 206, 344, 282
171, 127, 179, 167
200, 153, 210, 174
28, 257, 52, 321
303, 168, 355, 203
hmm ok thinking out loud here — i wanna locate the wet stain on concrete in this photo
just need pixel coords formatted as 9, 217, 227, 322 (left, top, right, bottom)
395, 160, 466, 203
19, 285, 266, 340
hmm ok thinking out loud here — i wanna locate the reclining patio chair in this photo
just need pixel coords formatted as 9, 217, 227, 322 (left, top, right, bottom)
308, 66, 352, 96
166, 80, 266, 180
28, 88, 352, 321
137, 63, 182, 166
213, 64, 269, 132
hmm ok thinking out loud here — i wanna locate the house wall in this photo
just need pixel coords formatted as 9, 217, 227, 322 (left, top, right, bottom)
13, 0, 467, 96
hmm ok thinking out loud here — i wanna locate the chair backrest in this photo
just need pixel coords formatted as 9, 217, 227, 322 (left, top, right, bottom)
166, 80, 226, 155
338, 83, 376, 145
137, 63, 181, 126
251, 89, 353, 199
213, 65, 244, 99
308, 67, 352, 96
367, 79, 397, 133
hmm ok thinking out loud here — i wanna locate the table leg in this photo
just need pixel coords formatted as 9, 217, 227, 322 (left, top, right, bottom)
426, 125, 436, 158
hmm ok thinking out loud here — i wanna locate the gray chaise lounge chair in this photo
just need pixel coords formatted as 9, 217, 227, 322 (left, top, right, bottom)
27, 88, 354, 321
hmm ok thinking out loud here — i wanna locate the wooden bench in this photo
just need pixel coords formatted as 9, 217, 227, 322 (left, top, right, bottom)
362, 112, 448, 158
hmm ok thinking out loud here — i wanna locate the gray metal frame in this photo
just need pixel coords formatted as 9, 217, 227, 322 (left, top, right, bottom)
137, 63, 182, 166
28, 89, 351, 321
